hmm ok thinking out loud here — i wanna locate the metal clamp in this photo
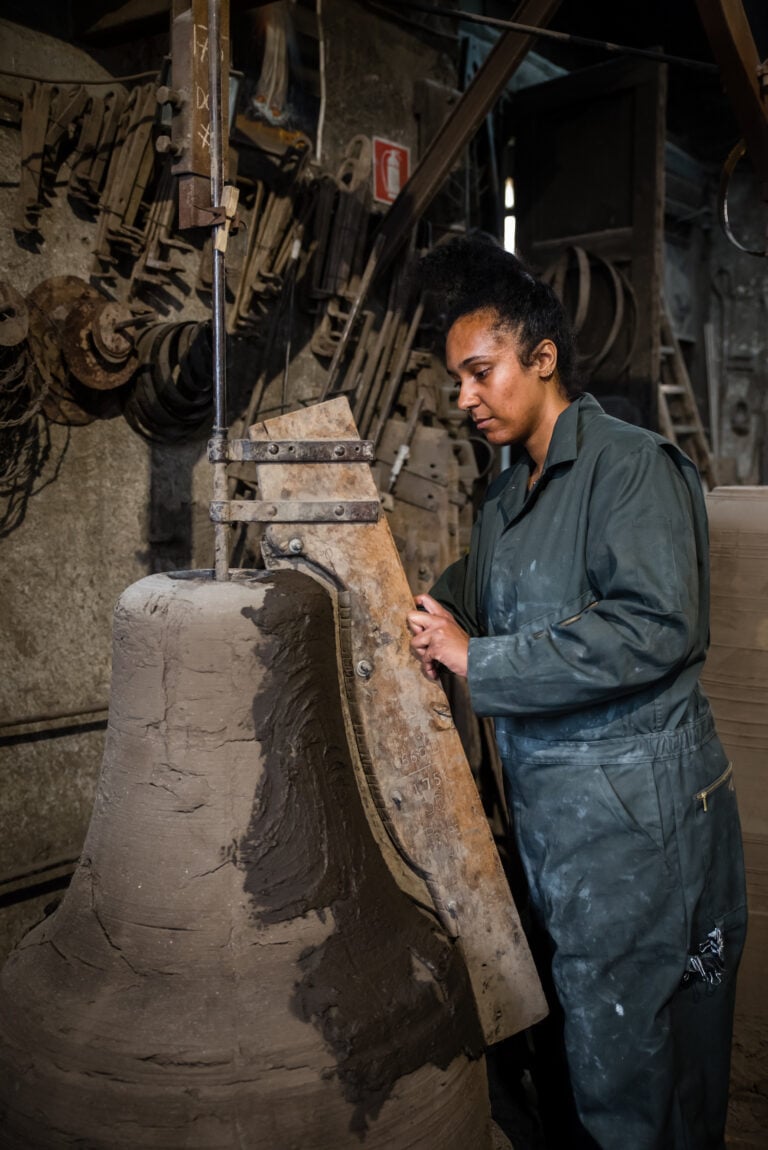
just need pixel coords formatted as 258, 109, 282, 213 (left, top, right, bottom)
207, 437, 375, 464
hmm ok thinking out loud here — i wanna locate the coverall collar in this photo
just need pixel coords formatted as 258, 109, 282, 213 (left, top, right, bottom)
499, 393, 603, 522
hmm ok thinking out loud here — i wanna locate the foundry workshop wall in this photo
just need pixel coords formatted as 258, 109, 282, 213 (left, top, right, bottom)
2, 2, 767, 968
0, 4, 457, 960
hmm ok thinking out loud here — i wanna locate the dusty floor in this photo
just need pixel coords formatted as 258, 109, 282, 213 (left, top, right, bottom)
727, 1016, 768, 1148
488, 1011, 768, 1150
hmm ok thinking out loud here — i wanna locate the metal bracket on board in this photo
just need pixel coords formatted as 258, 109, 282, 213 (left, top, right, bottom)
208, 437, 374, 464
207, 435, 380, 524
210, 499, 379, 523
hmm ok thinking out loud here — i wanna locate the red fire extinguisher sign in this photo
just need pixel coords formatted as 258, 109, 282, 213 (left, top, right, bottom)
372, 137, 411, 205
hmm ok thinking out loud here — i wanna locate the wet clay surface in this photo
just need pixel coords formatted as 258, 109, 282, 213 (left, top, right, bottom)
239, 580, 484, 1133
0, 569, 489, 1149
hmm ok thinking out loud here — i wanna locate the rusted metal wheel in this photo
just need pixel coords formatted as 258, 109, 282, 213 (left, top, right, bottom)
27, 277, 103, 327
26, 300, 94, 427
26, 278, 107, 425
61, 298, 141, 390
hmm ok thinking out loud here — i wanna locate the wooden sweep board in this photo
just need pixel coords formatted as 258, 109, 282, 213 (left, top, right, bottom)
250, 397, 546, 1044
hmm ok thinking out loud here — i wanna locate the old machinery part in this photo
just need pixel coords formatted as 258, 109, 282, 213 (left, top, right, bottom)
27, 303, 95, 428
26, 275, 103, 329
26, 277, 118, 426
61, 300, 149, 390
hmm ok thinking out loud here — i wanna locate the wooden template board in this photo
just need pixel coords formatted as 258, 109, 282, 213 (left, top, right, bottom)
250, 397, 546, 1044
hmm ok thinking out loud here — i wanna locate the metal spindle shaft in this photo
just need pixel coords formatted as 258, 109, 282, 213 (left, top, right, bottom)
208, 0, 230, 580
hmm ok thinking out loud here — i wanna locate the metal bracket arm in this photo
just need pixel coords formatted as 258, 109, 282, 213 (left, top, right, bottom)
208, 438, 375, 463
210, 499, 380, 523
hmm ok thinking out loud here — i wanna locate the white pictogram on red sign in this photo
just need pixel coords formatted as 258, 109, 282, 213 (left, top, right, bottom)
372, 137, 410, 205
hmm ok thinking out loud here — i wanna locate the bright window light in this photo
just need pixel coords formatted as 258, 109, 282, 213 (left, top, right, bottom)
503, 177, 516, 253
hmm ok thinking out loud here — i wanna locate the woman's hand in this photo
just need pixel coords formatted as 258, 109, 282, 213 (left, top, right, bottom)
407, 593, 470, 680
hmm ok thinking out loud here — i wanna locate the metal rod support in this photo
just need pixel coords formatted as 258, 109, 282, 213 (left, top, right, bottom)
208, 0, 231, 579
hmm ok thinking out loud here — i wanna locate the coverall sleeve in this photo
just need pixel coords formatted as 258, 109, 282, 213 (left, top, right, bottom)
466, 445, 701, 716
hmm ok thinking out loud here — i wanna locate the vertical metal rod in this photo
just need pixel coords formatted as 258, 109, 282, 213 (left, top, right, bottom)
208, 0, 230, 580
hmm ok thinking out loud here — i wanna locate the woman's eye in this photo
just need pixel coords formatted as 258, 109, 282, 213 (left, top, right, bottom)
475, 368, 490, 381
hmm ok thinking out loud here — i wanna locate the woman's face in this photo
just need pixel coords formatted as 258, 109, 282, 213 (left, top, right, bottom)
446, 309, 562, 449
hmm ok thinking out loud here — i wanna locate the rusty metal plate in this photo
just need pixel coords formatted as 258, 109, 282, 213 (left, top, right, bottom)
250, 397, 547, 1045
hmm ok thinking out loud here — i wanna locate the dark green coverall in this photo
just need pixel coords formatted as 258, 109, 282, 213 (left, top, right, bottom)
432, 394, 747, 1150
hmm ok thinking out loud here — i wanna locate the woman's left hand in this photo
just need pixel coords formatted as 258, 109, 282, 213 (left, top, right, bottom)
407, 594, 470, 679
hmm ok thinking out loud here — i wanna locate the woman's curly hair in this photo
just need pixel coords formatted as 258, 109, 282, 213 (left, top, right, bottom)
416, 235, 579, 397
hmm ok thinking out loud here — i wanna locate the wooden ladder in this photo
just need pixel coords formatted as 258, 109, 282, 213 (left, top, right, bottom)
657, 307, 718, 490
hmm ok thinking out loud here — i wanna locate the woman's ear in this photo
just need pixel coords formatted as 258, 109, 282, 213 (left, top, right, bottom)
534, 339, 558, 381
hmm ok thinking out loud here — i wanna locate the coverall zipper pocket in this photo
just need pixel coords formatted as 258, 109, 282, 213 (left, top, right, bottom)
695, 761, 733, 812
558, 600, 598, 627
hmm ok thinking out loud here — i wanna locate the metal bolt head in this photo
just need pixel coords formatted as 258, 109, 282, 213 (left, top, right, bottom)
334, 504, 345, 517
288, 538, 303, 554
356, 659, 373, 679
266, 505, 277, 517
267, 442, 279, 455
333, 444, 345, 458
155, 134, 183, 157
156, 85, 185, 107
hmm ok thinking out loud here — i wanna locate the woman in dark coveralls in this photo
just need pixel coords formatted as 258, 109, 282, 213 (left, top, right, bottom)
407, 237, 747, 1150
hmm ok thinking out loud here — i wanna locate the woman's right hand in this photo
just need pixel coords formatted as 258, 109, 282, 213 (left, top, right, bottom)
407, 594, 469, 680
